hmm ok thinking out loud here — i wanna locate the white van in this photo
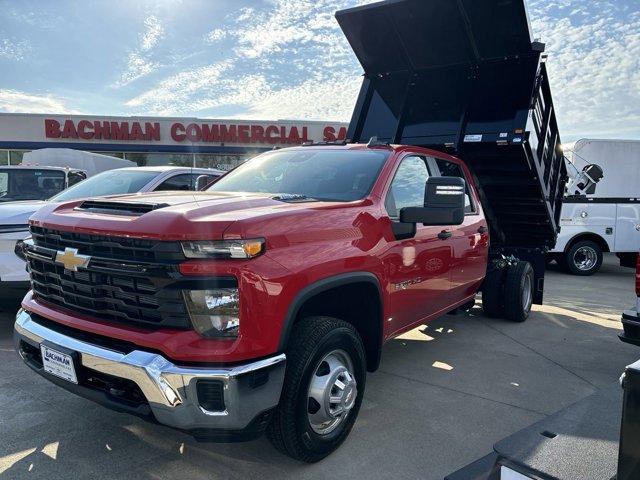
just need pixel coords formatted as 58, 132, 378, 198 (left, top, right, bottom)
550, 139, 640, 275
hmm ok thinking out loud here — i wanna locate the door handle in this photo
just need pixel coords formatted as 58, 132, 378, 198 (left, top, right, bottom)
438, 230, 453, 240
478, 226, 488, 234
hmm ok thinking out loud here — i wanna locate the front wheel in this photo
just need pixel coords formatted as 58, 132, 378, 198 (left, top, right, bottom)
267, 316, 366, 462
565, 240, 603, 276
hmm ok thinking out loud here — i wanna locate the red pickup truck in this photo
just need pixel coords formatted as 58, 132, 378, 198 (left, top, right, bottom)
15, 144, 535, 461
14, 0, 568, 463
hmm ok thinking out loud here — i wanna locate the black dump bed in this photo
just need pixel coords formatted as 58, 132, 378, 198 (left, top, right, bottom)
337, 0, 567, 250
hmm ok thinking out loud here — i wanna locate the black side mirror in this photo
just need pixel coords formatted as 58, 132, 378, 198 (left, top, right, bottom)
400, 176, 466, 226
195, 175, 210, 191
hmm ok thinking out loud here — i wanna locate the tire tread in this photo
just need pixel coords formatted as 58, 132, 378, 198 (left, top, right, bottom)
504, 261, 533, 322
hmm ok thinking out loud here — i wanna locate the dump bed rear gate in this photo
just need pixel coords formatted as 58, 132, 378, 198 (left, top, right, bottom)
337, 0, 567, 252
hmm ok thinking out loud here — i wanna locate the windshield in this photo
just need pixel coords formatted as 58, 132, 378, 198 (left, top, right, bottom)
207, 149, 389, 202
0, 169, 67, 202
50, 169, 160, 202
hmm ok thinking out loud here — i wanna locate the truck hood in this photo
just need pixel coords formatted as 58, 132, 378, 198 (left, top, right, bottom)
0, 200, 47, 226
29, 191, 330, 241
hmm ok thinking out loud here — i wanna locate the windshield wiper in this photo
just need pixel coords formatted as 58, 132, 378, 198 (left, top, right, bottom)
271, 193, 317, 202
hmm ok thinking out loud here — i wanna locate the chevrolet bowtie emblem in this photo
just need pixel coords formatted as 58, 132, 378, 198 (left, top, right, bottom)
55, 248, 91, 272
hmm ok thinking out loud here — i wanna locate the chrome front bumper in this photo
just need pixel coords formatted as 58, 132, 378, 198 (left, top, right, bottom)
14, 309, 286, 434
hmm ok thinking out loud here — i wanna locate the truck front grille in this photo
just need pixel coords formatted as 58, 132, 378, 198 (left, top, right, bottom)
27, 227, 190, 329
30, 226, 184, 263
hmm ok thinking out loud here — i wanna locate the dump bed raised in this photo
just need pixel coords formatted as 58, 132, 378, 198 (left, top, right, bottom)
337, 0, 567, 251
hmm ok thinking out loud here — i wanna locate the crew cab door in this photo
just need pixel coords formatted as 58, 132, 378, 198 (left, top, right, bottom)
381, 155, 454, 336
433, 158, 489, 301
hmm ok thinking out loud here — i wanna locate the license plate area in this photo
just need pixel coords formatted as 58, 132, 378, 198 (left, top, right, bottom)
40, 342, 79, 384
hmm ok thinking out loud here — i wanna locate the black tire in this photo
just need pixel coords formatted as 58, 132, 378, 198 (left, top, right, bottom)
565, 240, 603, 276
482, 268, 505, 318
267, 316, 366, 462
503, 261, 534, 322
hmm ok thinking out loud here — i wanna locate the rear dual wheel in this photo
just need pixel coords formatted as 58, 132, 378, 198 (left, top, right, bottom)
482, 261, 534, 322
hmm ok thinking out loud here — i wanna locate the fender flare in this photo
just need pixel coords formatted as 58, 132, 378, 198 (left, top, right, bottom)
563, 232, 611, 253
277, 272, 384, 368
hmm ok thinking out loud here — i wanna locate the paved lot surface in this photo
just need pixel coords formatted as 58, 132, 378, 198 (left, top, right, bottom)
0, 255, 638, 479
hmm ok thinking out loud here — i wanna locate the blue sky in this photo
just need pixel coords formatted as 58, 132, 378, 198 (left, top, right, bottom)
0, 0, 638, 142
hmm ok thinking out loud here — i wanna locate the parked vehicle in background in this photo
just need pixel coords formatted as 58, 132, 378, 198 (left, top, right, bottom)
21, 148, 135, 177
0, 149, 137, 205
0, 166, 87, 203
549, 139, 640, 276
13, 0, 567, 462
0, 166, 223, 289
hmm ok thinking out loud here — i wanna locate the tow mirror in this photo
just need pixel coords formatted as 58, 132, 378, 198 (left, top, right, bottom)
400, 176, 466, 226
195, 175, 210, 191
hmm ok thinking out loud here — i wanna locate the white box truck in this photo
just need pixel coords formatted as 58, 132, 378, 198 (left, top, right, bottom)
549, 139, 640, 275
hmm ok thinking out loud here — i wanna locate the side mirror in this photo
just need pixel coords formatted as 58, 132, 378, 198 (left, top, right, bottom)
400, 176, 466, 226
195, 175, 211, 191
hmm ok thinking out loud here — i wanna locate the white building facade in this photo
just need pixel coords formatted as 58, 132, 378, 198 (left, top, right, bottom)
0, 113, 349, 170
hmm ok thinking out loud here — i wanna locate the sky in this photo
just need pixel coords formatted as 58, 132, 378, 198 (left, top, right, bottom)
0, 0, 638, 142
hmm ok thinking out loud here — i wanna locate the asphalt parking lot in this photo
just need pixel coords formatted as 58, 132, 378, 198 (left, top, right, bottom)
1, 255, 638, 480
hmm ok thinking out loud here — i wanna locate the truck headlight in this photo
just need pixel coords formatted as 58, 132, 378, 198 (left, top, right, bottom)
182, 239, 265, 259
184, 288, 240, 338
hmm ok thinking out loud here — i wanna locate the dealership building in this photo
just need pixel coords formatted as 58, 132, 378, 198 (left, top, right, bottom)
0, 113, 349, 171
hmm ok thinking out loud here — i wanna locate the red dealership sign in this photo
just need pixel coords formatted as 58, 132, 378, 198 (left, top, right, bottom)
44, 119, 348, 145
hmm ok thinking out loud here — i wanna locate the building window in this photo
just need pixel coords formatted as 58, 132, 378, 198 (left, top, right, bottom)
10, 151, 29, 165
91, 151, 125, 159
194, 153, 252, 171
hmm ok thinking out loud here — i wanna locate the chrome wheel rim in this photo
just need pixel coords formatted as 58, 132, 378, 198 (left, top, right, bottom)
307, 349, 357, 436
522, 273, 533, 312
573, 246, 597, 271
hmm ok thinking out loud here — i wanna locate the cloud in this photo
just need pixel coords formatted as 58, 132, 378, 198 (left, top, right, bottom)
0, 38, 31, 61
126, 65, 360, 121
125, 0, 640, 137
229, 0, 364, 59
529, 0, 640, 139
125, 60, 233, 114
114, 15, 165, 87
204, 28, 227, 44
0, 89, 81, 114
215, 73, 362, 121
140, 16, 164, 51
126, 0, 365, 119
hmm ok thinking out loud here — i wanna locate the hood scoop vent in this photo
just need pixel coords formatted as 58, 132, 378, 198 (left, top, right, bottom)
76, 200, 169, 216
